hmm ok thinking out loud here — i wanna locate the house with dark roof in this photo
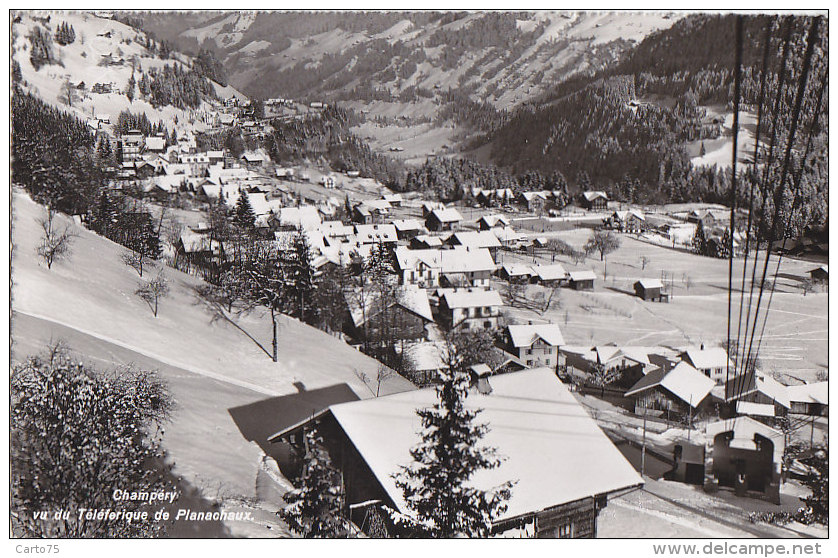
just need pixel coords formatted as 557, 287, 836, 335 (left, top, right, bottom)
230, 383, 360, 475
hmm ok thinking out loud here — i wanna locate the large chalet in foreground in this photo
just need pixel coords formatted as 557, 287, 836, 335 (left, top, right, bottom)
270, 368, 643, 538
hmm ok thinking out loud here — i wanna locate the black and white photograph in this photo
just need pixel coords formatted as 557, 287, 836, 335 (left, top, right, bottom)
7, 4, 830, 549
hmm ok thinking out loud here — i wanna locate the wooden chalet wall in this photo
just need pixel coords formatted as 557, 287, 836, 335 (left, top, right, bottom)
533, 495, 602, 538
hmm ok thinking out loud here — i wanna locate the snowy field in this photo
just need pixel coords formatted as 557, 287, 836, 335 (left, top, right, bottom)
498, 230, 828, 384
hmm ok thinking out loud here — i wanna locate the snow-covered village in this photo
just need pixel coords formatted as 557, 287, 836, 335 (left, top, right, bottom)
8, 8, 829, 546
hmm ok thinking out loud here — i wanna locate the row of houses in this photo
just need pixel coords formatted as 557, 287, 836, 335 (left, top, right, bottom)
469, 189, 608, 213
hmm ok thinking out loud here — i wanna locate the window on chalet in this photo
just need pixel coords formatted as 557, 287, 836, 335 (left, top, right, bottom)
558, 523, 573, 538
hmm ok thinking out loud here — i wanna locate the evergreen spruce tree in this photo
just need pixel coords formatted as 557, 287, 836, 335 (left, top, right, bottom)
285, 230, 316, 324
141, 217, 162, 260
232, 192, 256, 234
393, 331, 514, 537
91, 190, 117, 238
125, 72, 136, 104
718, 228, 732, 259
693, 222, 707, 255
277, 427, 350, 538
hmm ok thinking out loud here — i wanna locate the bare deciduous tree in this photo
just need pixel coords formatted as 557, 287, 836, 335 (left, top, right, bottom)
121, 249, 148, 277
355, 363, 395, 398
37, 209, 76, 269
60, 78, 78, 107
136, 273, 170, 317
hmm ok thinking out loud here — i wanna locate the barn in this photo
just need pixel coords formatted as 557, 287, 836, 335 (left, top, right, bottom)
634, 278, 668, 302
567, 270, 596, 290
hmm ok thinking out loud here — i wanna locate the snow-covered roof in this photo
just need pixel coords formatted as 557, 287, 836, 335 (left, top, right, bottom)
144, 136, 165, 151
242, 151, 267, 163
508, 323, 565, 348
705, 417, 784, 463
429, 207, 463, 223
736, 401, 776, 417
533, 264, 567, 281
278, 206, 322, 231
318, 220, 355, 237
568, 270, 596, 281
246, 192, 271, 216
327, 368, 643, 522
809, 265, 828, 275
683, 347, 732, 370
490, 226, 524, 243
521, 191, 548, 201
397, 286, 434, 322
179, 231, 219, 254
353, 224, 398, 244
392, 219, 425, 232
412, 235, 444, 248
625, 362, 714, 408
394, 247, 442, 272
478, 214, 510, 227
440, 247, 496, 274
346, 285, 433, 327
441, 288, 503, 309
382, 193, 403, 203
451, 231, 502, 250
614, 209, 645, 221
595, 345, 651, 367
359, 199, 391, 212
786, 381, 828, 405
583, 191, 608, 201
635, 278, 664, 289
502, 263, 534, 277
402, 342, 447, 373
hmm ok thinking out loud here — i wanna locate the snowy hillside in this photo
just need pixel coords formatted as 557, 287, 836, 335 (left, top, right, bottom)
11, 11, 246, 135
138, 11, 682, 109
11, 190, 414, 400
